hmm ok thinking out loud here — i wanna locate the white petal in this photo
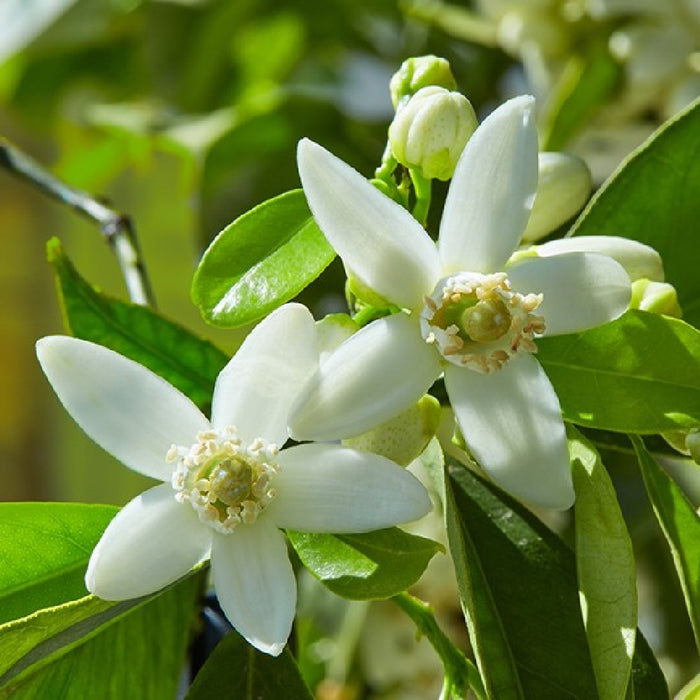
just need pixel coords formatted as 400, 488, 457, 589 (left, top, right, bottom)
268, 443, 432, 531
444, 355, 574, 510
535, 235, 664, 282
36, 336, 210, 481
211, 519, 295, 656
297, 138, 440, 310
211, 304, 318, 446
507, 252, 631, 336
289, 313, 442, 441
439, 95, 538, 274
85, 482, 211, 600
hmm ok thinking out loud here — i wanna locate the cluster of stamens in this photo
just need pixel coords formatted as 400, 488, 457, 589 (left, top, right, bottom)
420, 272, 545, 374
167, 426, 279, 534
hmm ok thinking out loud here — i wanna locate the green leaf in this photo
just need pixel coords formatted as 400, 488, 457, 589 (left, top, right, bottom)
631, 435, 700, 652
677, 672, 700, 700
287, 528, 443, 600
570, 96, 700, 327
0, 502, 117, 625
538, 310, 700, 433
0, 577, 200, 699
191, 189, 336, 328
48, 238, 228, 413
541, 43, 621, 151
186, 630, 312, 700
570, 428, 637, 700
445, 462, 668, 699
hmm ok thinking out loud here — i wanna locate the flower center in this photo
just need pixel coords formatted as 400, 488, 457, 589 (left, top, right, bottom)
419, 272, 545, 374
167, 426, 279, 534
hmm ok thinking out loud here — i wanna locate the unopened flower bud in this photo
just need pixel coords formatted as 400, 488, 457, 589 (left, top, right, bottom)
521, 152, 592, 242
389, 55, 457, 109
343, 395, 441, 467
388, 86, 478, 181
662, 428, 700, 465
630, 279, 682, 318
536, 235, 664, 282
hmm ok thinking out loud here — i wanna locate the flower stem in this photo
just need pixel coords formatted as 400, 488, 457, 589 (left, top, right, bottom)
0, 137, 156, 307
410, 168, 432, 227
392, 592, 486, 700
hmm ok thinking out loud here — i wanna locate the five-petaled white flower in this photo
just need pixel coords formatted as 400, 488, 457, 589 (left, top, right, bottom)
36, 304, 431, 656
290, 95, 632, 510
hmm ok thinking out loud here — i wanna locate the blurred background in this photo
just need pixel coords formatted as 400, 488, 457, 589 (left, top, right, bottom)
1, 0, 698, 696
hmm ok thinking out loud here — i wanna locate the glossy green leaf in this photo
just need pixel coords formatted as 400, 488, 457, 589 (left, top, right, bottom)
570, 96, 700, 327
186, 630, 312, 699
541, 43, 621, 151
287, 528, 442, 601
632, 436, 700, 652
191, 189, 335, 328
0, 577, 199, 699
677, 672, 700, 700
538, 310, 700, 433
48, 238, 228, 413
0, 502, 116, 625
570, 428, 637, 700
445, 461, 668, 699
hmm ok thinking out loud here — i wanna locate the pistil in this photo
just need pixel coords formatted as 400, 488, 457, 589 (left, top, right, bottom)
168, 427, 279, 534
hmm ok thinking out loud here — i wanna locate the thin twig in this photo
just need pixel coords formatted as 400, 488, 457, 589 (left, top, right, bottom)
0, 138, 156, 307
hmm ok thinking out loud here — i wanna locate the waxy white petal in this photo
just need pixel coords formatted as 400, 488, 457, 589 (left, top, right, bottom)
269, 443, 432, 530
536, 235, 664, 282
211, 518, 296, 657
211, 304, 318, 446
444, 355, 574, 510
297, 138, 440, 310
85, 482, 211, 599
36, 336, 210, 481
289, 313, 442, 441
507, 252, 631, 336
439, 95, 538, 275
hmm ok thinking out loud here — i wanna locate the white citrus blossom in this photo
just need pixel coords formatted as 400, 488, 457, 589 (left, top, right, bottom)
290, 96, 632, 510
36, 304, 431, 656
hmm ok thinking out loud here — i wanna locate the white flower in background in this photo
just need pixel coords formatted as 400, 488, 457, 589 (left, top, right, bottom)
36, 304, 431, 656
291, 96, 631, 510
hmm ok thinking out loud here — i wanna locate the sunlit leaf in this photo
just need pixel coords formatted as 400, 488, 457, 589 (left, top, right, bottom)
632, 436, 700, 652
0, 502, 116, 625
0, 580, 199, 699
538, 310, 700, 433
570, 428, 637, 700
287, 528, 442, 600
0, 502, 201, 699
445, 461, 668, 699
49, 237, 228, 413
186, 630, 312, 700
191, 189, 335, 328
570, 96, 700, 327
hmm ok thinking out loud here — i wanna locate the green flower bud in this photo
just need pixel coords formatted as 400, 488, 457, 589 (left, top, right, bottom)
521, 152, 592, 243
388, 86, 478, 181
630, 279, 682, 318
343, 395, 441, 467
389, 55, 457, 109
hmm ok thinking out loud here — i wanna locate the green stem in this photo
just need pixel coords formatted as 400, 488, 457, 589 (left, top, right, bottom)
392, 592, 487, 700
375, 142, 398, 182
410, 168, 432, 227
0, 137, 156, 307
